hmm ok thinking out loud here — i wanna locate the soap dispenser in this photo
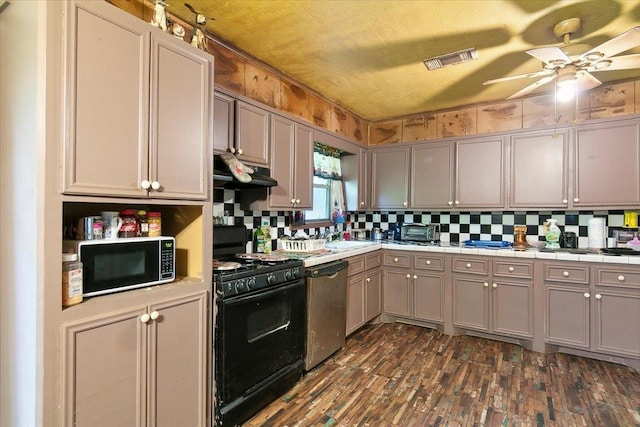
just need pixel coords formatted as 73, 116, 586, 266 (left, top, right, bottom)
544, 219, 561, 249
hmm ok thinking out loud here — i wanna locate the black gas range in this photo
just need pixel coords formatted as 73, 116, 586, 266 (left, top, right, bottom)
213, 224, 306, 427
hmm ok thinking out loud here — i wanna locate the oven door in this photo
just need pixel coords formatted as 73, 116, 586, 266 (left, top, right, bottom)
216, 279, 306, 402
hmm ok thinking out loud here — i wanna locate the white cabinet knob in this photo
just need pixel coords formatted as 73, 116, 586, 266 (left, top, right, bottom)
140, 180, 151, 190
151, 181, 161, 190
573, 197, 580, 203
394, 257, 399, 262
413, 275, 418, 280
563, 271, 570, 277
455, 200, 460, 205
228, 147, 236, 154
595, 294, 602, 300
150, 310, 160, 320
360, 201, 365, 206
466, 263, 472, 268
366, 277, 371, 282
618, 275, 625, 282
406, 274, 411, 279
295, 199, 301, 204
492, 283, 497, 288
448, 201, 453, 206
403, 201, 408, 207
483, 282, 489, 288
426, 260, 431, 265
237, 148, 244, 155
290, 198, 296, 204
140, 313, 151, 323
508, 266, 515, 272
584, 292, 590, 298
562, 199, 568, 204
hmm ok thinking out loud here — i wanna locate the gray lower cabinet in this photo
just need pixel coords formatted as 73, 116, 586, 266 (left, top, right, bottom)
63, 0, 212, 200
61, 291, 208, 427
452, 256, 533, 339
382, 251, 445, 324
346, 252, 382, 335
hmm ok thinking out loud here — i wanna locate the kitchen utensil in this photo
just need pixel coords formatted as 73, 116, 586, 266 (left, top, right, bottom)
372, 228, 383, 240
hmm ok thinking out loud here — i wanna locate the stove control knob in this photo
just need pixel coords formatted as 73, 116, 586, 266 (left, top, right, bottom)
234, 279, 246, 293
293, 267, 302, 277
246, 276, 256, 289
267, 273, 277, 284
284, 269, 293, 281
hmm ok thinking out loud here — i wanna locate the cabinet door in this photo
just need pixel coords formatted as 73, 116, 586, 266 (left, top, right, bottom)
413, 273, 444, 323
456, 137, 506, 209
491, 280, 532, 338
371, 147, 410, 209
342, 148, 367, 211
510, 130, 568, 208
594, 289, 640, 357
383, 270, 412, 317
545, 285, 590, 348
574, 120, 640, 207
294, 123, 314, 209
358, 149, 370, 210
235, 101, 270, 165
346, 274, 366, 335
365, 269, 382, 321
452, 276, 489, 332
213, 92, 234, 154
62, 306, 147, 427
269, 115, 296, 208
151, 33, 212, 200
149, 292, 208, 427
64, 1, 150, 197
411, 142, 455, 209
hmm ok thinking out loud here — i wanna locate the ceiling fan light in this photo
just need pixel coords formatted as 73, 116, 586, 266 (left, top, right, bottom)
556, 76, 576, 101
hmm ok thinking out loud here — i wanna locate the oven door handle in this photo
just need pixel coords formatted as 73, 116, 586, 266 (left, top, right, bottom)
224, 279, 304, 306
247, 321, 291, 343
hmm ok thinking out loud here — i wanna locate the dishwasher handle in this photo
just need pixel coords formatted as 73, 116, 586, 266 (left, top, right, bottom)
305, 260, 349, 278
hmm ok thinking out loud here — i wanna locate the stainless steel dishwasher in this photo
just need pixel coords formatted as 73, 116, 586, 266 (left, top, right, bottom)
304, 260, 349, 371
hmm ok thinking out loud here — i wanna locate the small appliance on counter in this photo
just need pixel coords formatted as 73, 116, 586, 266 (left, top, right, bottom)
512, 225, 530, 250
400, 223, 440, 244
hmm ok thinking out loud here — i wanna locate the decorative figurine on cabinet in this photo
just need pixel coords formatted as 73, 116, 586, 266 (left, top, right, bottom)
150, 0, 169, 32
185, 2, 214, 50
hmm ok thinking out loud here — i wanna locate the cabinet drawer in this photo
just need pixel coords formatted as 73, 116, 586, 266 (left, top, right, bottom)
544, 264, 589, 284
493, 259, 534, 279
452, 257, 489, 275
383, 252, 411, 268
414, 254, 445, 271
365, 251, 382, 270
596, 266, 640, 288
347, 255, 365, 276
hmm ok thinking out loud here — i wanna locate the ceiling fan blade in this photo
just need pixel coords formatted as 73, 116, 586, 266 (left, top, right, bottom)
581, 26, 640, 60
483, 69, 553, 85
526, 46, 570, 65
587, 54, 640, 72
506, 75, 556, 100
576, 71, 602, 92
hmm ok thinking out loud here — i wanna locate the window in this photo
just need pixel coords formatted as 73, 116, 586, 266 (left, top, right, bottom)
305, 176, 331, 221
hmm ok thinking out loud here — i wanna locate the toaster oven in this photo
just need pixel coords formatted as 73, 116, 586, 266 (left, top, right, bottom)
400, 223, 440, 243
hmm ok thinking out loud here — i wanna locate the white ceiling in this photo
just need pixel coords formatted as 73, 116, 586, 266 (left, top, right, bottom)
170, 0, 640, 121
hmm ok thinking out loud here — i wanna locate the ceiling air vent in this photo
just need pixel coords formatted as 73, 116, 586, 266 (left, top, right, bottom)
423, 48, 478, 70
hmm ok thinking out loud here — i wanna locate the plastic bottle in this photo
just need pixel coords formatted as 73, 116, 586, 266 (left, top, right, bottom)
344, 221, 352, 241
254, 225, 265, 253
262, 220, 272, 254
137, 210, 149, 237
62, 253, 83, 307
545, 219, 561, 249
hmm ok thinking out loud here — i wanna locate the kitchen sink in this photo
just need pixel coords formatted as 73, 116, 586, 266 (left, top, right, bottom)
325, 240, 375, 251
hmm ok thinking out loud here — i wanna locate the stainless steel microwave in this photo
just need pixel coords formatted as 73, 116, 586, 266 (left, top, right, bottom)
63, 237, 176, 297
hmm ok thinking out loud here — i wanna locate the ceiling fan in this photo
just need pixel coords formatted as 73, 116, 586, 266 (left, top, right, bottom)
483, 18, 640, 100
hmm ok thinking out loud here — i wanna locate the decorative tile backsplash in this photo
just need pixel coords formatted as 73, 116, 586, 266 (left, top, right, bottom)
214, 189, 627, 249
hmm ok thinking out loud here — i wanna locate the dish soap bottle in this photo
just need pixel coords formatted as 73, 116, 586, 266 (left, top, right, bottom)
544, 219, 561, 249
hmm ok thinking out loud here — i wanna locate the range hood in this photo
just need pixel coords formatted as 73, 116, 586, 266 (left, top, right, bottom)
213, 155, 277, 189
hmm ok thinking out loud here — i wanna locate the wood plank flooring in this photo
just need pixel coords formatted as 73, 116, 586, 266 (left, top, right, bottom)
244, 323, 640, 427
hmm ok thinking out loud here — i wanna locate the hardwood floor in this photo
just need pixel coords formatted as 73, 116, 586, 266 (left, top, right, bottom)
245, 323, 640, 427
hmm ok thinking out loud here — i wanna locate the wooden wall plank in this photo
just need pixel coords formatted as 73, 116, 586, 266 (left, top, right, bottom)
208, 42, 246, 95
281, 80, 310, 121
371, 120, 402, 145
308, 94, 331, 129
402, 115, 437, 142
244, 62, 281, 109
437, 108, 477, 138
588, 81, 635, 119
477, 101, 522, 134
523, 94, 575, 128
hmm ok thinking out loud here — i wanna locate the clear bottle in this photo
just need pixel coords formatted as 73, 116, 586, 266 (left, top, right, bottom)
62, 253, 83, 307
137, 210, 149, 237
262, 220, 272, 254
148, 212, 162, 237
254, 225, 265, 253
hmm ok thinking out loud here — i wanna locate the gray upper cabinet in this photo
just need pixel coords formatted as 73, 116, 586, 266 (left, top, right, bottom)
63, 1, 212, 200
455, 136, 506, 209
411, 142, 455, 209
371, 146, 410, 209
235, 101, 270, 166
213, 92, 235, 154
573, 119, 640, 208
342, 148, 367, 212
509, 130, 569, 209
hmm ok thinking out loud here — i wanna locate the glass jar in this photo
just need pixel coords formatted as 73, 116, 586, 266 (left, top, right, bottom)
119, 209, 138, 238
137, 210, 149, 237
62, 253, 83, 307
148, 212, 162, 237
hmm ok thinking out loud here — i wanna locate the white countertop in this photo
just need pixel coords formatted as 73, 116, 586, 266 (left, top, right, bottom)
301, 241, 640, 267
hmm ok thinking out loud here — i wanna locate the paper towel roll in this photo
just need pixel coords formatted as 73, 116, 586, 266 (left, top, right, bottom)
588, 217, 606, 249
